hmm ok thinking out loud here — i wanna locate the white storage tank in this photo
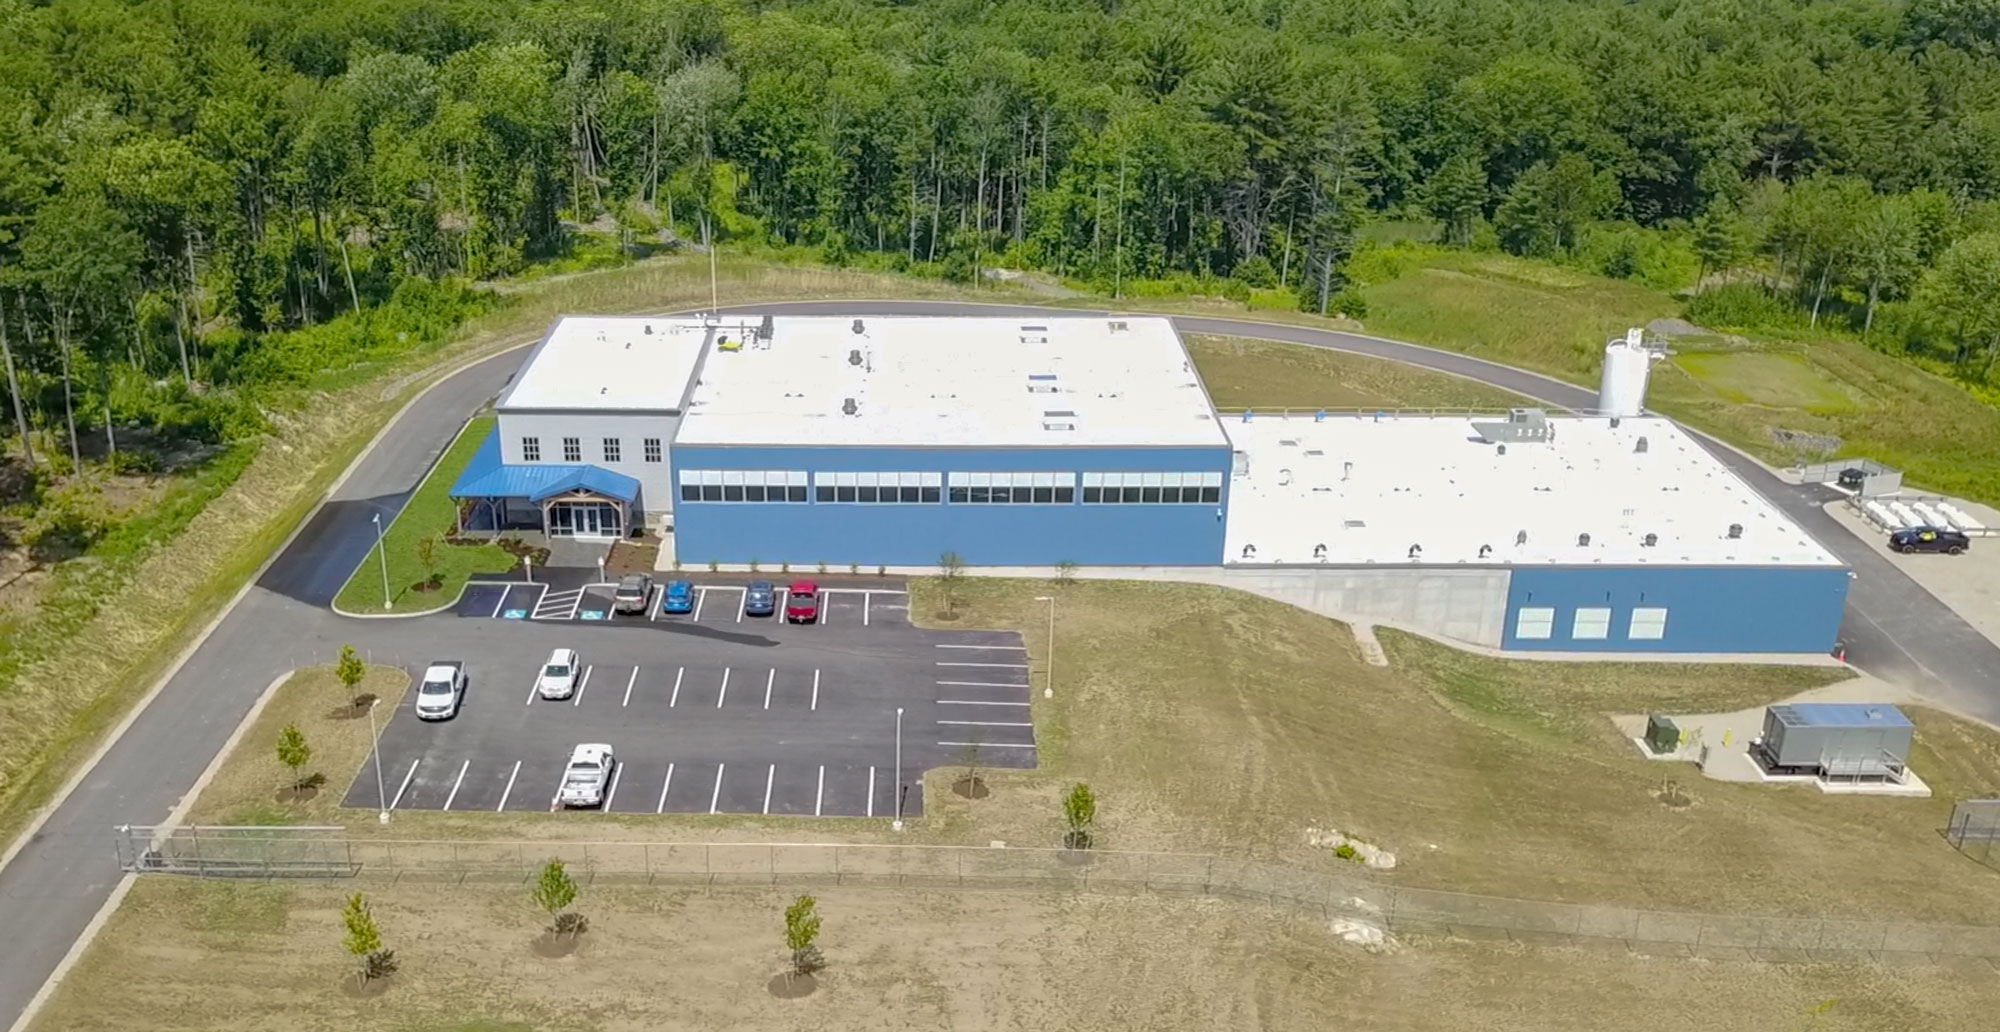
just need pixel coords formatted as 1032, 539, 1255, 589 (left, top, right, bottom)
1598, 328, 1657, 418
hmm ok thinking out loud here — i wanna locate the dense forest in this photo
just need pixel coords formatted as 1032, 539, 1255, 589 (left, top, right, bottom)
5, 0, 2000, 492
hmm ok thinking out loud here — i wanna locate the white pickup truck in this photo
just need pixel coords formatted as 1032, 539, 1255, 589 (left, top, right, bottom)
557, 744, 616, 808
413, 661, 467, 721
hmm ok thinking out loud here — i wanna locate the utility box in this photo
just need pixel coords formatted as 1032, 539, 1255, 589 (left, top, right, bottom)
1644, 714, 1680, 755
1756, 703, 1912, 778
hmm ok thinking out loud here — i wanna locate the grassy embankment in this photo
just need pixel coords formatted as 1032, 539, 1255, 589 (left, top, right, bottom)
1114, 245, 2000, 506
330, 416, 516, 615
0, 257, 1022, 857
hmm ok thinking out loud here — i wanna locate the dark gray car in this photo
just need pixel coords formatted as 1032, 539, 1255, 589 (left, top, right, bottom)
613, 574, 653, 614
744, 580, 776, 616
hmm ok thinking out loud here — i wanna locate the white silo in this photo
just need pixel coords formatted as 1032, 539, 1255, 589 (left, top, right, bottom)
1598, 328, 1658, 417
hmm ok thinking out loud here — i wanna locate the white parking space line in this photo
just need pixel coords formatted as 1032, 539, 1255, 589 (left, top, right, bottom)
564, 590, 583, 620
939, 699, 1032, 707
939, 719, 1034, 727
777, 588, 789, 616
602, 764, 623, 811
656, 763, 675, 813
670, 666, 684, 707
863, 592, 870, 625
716, 667, 731, 708
940, 741, 1036, 749
936, 680, 1031, 688
573, 665, 593, 707
937, 662, 1032, 669
763, 668, 774, 709
389, 759, 420, 810
737, 591, 746, 622
821, 591, 831, 626
762, 764, 775, 814
810, 669, 820, 711
815, 766, 825, 817
867, 766, 876, 817
488, 590, 506, 619
496, 761, 521, 812
441, 760, 470, 811
622, 667, 639, 707
709, 764, 725, 815
692, 587, 707, 621
935, 643, 1027, 650
524, 672, 542, 706
647, 585, 662, 621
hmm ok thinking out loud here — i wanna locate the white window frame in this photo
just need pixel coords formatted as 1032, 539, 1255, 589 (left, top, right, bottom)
1515, 607, 1556, 640
1572, 607, 1613, 641
1628, 607, 1669, 641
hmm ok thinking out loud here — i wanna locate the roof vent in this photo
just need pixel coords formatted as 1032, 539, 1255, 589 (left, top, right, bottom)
848, 349, 864, 367
1408, 544, 1423, 560
851, 319, 865, 334
1241, 544, 1257, 560
1642, 532, 1658, 547
1635, 436, 1650, 454
759, 315, 774, 340
1313, 544, 1327, 560
644, 323, 653, 334
1727, 523, 1744, 539
1479, 544, 1492, 558
1578, 532, 1592, 546
842, 397, 858, 416
1516, 529, 1528, 546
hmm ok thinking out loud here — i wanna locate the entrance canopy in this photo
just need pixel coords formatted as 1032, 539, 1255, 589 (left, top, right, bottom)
449, 430, 640, 505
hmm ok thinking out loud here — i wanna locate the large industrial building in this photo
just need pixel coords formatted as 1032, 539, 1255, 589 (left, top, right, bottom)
453, 314, 1850, 655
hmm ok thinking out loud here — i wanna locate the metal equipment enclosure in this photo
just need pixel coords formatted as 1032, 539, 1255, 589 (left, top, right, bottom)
1757, 703, 1912, 777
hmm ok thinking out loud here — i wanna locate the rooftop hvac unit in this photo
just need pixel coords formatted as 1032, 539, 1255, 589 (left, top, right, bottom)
848, 349, 864, 367
1644, 715, 1680, 755
758, 315, 774, 340
851, 319, 865, 334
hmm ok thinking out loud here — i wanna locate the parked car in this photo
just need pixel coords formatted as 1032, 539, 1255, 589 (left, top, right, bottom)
744, 580, 777, 616
413, 661, 467, 721
659, 579, 696, 614
538, 648, 582, 700
785, 581, 820, 623
613, 573, 653, 614
1890, 526, 1970, 555
557, 743, 616, 808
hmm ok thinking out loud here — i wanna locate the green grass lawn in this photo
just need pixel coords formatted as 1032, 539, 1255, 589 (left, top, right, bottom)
332, 416, 517, 614
1186, 334, 1530, 411
1669, 350, 1860, 412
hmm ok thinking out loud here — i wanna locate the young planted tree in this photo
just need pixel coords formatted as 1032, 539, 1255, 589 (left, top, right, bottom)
533, 859, 587, 937
336, 645, 366, 709
342, 892, 397, 983
936, 551, 964, 617
954, 739, 986, 799
414, 534, 439, 589
783, 893, 825, 979
275, 723, 312, 795
1062, 782, 1097, 850
1054, 560, 1078, 587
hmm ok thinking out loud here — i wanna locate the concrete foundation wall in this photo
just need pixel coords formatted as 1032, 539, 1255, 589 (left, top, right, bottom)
1155, 565, 1513, 648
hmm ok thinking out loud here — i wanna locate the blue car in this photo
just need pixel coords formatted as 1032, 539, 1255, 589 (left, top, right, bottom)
659, 580, 696, 615
744, 580, 777, 616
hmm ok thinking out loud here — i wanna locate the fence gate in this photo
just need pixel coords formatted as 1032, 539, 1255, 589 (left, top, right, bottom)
113, 825, 357, 877
1947, 799, 2000, 868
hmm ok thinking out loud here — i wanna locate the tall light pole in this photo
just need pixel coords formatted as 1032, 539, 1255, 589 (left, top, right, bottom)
372, 512, 391, 610
1034, 595, 1056, 699
368, 698, 389, 824
891, 706, 905, 831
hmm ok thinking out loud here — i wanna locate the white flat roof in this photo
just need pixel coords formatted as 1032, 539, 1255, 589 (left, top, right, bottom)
675, 315, 1228, 448
1224, 414, 1842, 567
500, 317, 708, 412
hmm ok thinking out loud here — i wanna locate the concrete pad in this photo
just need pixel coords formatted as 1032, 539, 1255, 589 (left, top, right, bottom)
1826, 498, 2000, 653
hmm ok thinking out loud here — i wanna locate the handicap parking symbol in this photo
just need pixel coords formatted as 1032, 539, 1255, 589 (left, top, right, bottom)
580, 611, 605, 621
502, 609, 528, 619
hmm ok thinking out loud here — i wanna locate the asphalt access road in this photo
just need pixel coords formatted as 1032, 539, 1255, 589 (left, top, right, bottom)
346, 598, 1033, 819
4, 299, 1997, 1032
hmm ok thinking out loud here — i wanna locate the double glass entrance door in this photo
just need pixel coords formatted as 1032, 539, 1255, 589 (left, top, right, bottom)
549, 501, 620, 538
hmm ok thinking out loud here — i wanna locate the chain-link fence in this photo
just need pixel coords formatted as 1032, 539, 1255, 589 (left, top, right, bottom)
1949, 799, 2000, 870
113, 826, 2000, 963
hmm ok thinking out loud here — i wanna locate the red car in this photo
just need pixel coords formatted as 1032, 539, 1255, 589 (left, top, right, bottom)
785, 582, 820, 623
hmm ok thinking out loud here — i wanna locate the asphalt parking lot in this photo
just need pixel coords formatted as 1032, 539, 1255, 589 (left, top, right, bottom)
346, 579, 1035, 819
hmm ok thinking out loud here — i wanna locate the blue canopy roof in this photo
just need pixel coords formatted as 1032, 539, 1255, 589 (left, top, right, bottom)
449, 429, 640, 504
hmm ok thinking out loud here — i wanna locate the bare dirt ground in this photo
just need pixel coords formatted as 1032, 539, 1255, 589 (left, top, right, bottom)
34, 879, 2000, 1032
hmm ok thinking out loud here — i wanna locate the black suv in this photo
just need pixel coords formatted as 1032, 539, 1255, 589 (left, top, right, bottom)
1889, 526, 1970, 555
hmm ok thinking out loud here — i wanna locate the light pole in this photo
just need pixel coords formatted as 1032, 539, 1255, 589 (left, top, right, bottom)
891, 706, 905, 831
524, 553, 534, 584
372, 512, 391, 611
1034, 595, 1056, 699
368, 698, 389, 824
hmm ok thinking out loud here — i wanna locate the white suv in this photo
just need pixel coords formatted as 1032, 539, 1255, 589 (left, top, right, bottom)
538, 649, 582, 700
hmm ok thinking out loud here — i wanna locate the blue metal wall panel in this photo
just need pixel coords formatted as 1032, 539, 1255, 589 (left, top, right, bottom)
669, 444, 1230, 566
1502, 565, 1851, 654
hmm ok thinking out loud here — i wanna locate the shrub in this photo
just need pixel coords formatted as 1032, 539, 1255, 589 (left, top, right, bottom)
1334, 843, 1358, 861
107, 449, 163, 476
1232, 254, 1277, 288
24, 483, 114, 558
1684, 283, 1802, 330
